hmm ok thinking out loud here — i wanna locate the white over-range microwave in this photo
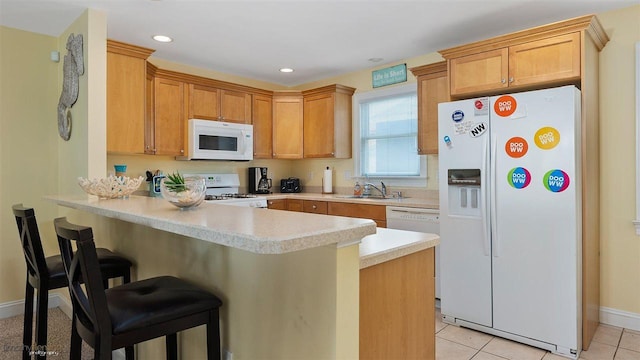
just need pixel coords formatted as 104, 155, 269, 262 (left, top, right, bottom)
182, 119, 254, 161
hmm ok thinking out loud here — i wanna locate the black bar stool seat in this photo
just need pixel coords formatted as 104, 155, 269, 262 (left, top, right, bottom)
12, 204, 133, 360
45, 248, 132, 289
107, 276, 222, 336
54, 217, 222, 360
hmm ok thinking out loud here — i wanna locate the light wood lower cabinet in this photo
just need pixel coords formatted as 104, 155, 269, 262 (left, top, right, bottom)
267, 199, 387, 227
303, 200, 328, 214
360, 247, 435, 359
266, 199, 287, 210
328, 202, 386, 228
286, 199, 303, 212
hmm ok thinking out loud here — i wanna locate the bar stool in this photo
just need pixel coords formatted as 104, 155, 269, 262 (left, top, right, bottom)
54, 217, 222, 360
12, 204, 133, 360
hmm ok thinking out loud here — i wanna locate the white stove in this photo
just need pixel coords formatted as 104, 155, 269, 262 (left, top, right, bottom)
184, 173, 267, 208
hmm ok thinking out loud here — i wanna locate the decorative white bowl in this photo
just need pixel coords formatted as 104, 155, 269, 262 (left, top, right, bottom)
78, 175, 144, 199
160, 176, 206, 209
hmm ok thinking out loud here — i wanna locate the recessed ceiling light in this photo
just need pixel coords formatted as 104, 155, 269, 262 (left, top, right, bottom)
368, 58, 384, 63
152, 35, 173, 43
279, 68, 294, 73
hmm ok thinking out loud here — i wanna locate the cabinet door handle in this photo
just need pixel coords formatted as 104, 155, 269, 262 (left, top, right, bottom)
501, 78, 506, 84
312, 205, 317, 209
180, 149, 184, 153
509, 77, 514, 83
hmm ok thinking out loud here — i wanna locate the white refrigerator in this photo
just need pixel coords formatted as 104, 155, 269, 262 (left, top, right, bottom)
438, 86, 582, 358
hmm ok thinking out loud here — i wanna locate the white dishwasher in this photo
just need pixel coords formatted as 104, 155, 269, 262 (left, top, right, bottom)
386, 206, 441, 299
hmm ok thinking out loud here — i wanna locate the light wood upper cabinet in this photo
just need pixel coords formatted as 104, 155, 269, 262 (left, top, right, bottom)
188, 84, 219, 119
508, 33, 581, 87
410, 62, 449, 155
220, 89, 252, 124
302, 84, 356, 159
106, 40, 154, 154
440, 16, 604, 98
153, 76, 185, 156
449, 49, 508, 96
145, 63, 156, 154
252, 94, 273, 159
448, 34, 580, 97
187, 84, 252, 124
272, 92, 303, 159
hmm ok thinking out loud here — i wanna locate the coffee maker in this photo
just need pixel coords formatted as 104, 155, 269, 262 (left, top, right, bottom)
248, 167, 272, 194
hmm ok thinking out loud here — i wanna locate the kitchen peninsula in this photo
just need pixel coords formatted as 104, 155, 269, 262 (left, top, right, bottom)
47, 194, 438, 360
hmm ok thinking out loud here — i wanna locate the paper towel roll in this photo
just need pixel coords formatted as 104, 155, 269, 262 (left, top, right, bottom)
323, 167, 333, 193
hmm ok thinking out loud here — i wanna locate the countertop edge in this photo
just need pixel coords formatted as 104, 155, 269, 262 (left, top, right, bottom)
359, 228, 440, 269
46, 195, 377, 255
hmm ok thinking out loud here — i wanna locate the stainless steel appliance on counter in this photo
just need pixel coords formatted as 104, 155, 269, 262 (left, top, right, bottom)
248, 167, 272, 194
184, 173, 267, 208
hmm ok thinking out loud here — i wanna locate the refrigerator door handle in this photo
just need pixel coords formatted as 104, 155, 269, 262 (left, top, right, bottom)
491, 134, 499, 258
481, 135, 491, 256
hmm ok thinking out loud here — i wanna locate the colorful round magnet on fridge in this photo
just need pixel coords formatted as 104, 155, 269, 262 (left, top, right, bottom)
543, 169, 570, 192
494, 95, 517, 117
505, 137, 528, 158
534, 127, 560, 150
507, 167, 531, 189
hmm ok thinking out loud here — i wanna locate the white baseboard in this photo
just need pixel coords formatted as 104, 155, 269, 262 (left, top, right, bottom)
600, 306, 640, 332
0, 293, 72, 319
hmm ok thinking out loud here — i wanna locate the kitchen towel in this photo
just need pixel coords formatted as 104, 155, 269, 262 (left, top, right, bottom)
323, 167, 333, 193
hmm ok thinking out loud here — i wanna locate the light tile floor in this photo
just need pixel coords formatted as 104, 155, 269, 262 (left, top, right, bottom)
435, 309, 640, 360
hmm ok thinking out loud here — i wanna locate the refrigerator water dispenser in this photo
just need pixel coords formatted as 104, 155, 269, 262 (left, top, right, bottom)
447, 169, 481, 217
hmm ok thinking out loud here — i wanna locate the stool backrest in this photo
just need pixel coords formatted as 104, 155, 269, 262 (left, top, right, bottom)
54, 217, 112, 338
12, 204, 49, 281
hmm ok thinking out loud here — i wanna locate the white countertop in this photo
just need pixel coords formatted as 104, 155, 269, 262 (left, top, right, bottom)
266, 193, 440, 209
47, 195, 377, 254
359, 228, 440, 269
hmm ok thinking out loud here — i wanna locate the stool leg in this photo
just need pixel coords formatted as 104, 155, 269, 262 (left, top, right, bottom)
34, 286, 48, 360
70, 314, 82, 360
23, 278, 34, 360
166, 333, 177, 360
125, 345, 134, 360
123, 269, 131, 284
207, 310, 221, 360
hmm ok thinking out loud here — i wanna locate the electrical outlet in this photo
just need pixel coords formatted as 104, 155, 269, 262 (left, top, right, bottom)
224, 349, 233, 360
344, 170, 351, 179
308, 171, 314, 180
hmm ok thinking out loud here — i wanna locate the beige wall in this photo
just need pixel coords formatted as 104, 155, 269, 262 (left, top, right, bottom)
0, 26, 60, 303
0, 1, 638, 335
597, 6, 640, 315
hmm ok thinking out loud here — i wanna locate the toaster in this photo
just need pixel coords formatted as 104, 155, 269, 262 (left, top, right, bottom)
280, 178, 302, 193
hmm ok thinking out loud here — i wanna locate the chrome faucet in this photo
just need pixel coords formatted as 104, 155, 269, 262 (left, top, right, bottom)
363, 181, 387, 197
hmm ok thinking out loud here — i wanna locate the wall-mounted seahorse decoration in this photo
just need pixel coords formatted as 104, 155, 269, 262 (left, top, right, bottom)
57, 33, 84, 141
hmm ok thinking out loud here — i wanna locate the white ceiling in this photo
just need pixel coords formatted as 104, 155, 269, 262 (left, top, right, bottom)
1, 0, 636, 87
